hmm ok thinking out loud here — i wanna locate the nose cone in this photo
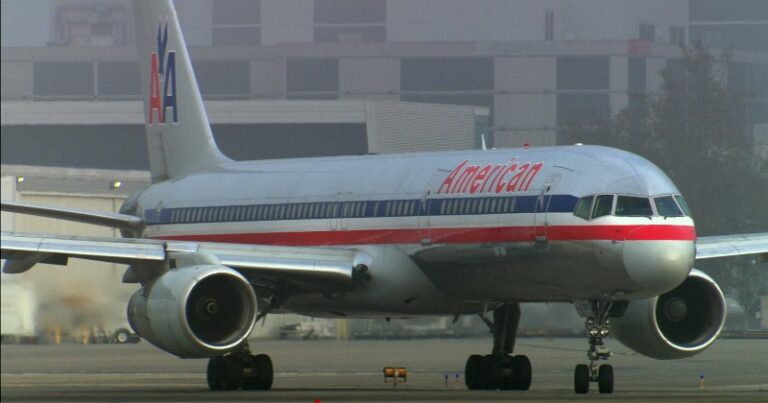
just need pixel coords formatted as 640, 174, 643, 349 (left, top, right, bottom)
624, 236, 695, 296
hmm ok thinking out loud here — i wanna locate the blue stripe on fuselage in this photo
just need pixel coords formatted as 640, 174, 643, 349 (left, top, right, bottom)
143, 195, 578, 225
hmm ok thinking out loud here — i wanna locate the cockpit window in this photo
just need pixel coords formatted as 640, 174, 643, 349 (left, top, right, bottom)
592, 195, 614, 219
573, 196, 593, 220
615, 196, 653, 217
654, 196, 683, 217
674, 195, 691, 216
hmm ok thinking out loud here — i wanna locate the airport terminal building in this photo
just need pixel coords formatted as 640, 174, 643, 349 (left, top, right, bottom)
2, 0, 766, 170
1, 0, 767, 339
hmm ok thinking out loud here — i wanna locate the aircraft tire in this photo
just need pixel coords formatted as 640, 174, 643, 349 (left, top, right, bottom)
243, 354, 273, 390
206, 356, 225, 390
207, 355, 244, 391
574, 364, 590, 394
598, 364, 614, 394
511, 355, 532, 390
498, 357, 514, 390
480, 355, 502, 390
464, 355, 484, 390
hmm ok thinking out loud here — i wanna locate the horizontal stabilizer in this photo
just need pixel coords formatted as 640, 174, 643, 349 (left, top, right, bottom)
1, 201, 143, 230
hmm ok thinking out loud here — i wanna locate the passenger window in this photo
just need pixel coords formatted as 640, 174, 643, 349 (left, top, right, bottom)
674, 195, 691, 216
592, 195, 614, 218
615, 196, 653, 217
573, 196, 594, 220
654, 196, 682, 217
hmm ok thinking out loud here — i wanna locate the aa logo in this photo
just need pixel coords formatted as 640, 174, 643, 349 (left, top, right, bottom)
148, 20, 177, 124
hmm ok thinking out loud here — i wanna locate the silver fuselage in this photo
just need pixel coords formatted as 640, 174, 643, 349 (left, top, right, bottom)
132, 145, 695, 316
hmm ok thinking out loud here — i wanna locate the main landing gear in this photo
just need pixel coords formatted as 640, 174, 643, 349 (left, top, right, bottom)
465, 303, 532, 391
574, 300, 615, 394
207, 341, 273, 391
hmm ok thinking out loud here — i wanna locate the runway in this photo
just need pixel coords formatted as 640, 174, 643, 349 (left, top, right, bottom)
2, 337, 766, 402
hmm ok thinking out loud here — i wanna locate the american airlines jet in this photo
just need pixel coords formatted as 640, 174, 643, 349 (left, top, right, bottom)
2, 0, 766, 395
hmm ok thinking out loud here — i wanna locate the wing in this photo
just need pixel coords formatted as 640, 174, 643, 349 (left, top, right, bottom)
1, 232, 370, 293
0, 201, 370, 293
695, 232, 768, 260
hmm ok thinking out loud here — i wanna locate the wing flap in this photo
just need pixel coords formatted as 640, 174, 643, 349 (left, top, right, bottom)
696, 232, 768, 260
174, 241, 367, 289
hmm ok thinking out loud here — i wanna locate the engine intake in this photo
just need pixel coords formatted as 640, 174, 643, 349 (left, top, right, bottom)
611, 269, 725, 359
128, 265, 257, 358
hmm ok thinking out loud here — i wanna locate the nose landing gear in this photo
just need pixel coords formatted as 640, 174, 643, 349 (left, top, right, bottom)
574, 300, 616, 394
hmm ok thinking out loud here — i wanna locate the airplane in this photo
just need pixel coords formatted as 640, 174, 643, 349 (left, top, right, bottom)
2, 0, 767, 395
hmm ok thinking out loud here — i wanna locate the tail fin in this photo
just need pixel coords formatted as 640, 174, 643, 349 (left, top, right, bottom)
133, 0, 230, 182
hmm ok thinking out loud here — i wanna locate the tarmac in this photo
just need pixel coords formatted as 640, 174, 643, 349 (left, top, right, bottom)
1, 337, 766, 402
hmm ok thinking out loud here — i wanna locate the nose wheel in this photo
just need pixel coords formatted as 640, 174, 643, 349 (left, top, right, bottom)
574, 300, 615, 394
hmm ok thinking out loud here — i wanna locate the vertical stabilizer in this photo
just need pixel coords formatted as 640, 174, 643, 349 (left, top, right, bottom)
133, 0, 230, 182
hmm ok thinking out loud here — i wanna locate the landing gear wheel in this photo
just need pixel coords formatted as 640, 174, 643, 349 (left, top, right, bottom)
207, 355, 244, 390
206, 356, 225, 391
498, 357, 514, 390
243, 354, 273, 390
465, 354, 484, 390
480, 355, 502, 390
511, 355, 532, 390
598, 364, 614, 394
220, 356, 244, 390
574, 364, 590, 394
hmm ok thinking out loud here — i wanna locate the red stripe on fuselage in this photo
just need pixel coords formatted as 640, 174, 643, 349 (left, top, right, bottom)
153, 225, 695, 246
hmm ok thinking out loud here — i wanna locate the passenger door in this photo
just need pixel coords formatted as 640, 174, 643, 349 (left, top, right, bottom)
534, 173, 561, 244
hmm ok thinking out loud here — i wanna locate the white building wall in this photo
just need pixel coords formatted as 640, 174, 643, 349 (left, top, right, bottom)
371, 101, 476, 154
558, 1, 627, 41
1, 176, 16, 231
0, 0, 52, 48
610, 56, 629, 115
624, 0, 689, 43
261, 0, 314, 45
494, 57, 556, 147
340, 57, 400, 101
250, 59, 286, 98
387, 0, 557, 42
387, 0, 687, 43
175, 0, 214, 46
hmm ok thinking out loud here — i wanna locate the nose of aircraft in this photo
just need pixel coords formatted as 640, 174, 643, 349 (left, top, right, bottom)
623, 227, 695, 295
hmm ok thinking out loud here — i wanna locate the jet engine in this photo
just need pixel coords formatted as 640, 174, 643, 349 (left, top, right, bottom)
611, 269, 725, 359
128, 265, 258, 358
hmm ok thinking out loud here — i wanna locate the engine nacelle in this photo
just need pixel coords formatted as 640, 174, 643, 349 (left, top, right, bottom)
128, 265, 257, 358
612, 269, 726, 359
